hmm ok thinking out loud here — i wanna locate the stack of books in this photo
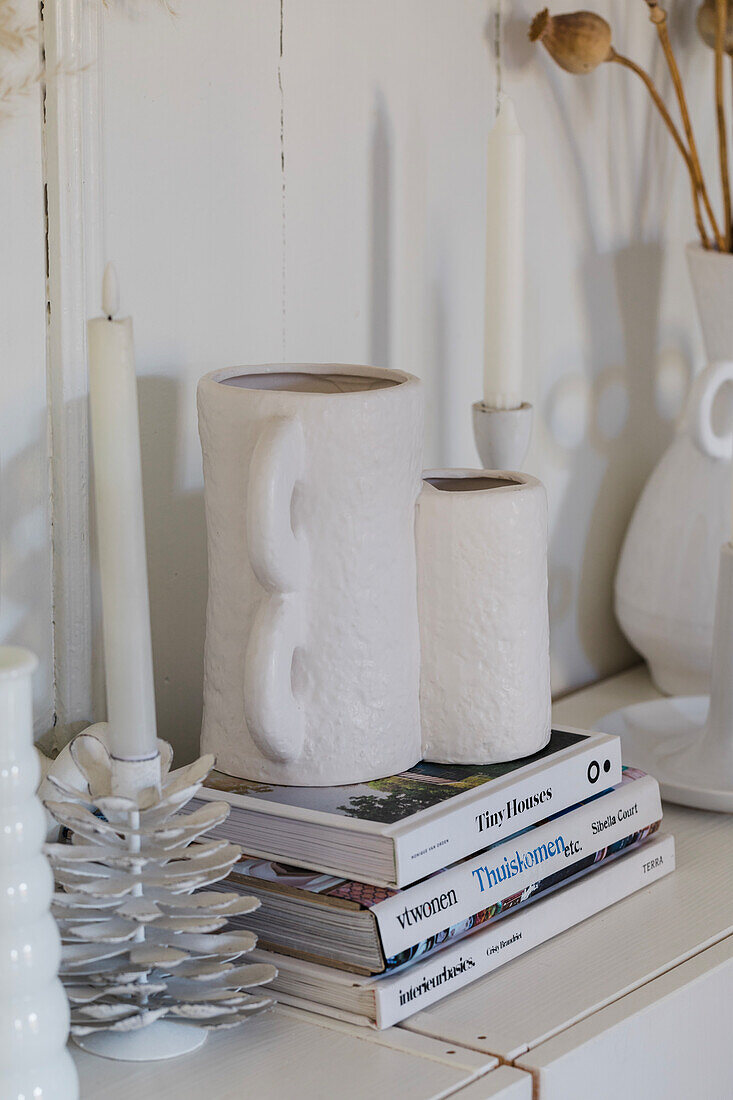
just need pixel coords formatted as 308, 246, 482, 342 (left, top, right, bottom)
196, 726, 674, 1028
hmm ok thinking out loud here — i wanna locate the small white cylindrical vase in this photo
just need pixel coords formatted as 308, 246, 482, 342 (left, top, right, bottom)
198, 364, 423, 785
0, 648, 78, 1100
416, 471, 551, 764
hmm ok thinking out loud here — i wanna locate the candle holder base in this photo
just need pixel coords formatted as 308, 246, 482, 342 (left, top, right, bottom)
472, 401, 533, 470
72, 1020, 208, 1062
600, 542, 733, 813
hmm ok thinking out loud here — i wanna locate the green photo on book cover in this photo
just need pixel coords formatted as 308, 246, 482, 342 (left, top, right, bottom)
205, 728, 584, 824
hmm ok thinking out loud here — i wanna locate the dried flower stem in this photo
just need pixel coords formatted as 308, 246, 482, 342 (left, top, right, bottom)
643, 1, 723, 250
609, 49, 713, 249
716, 0, 732, 248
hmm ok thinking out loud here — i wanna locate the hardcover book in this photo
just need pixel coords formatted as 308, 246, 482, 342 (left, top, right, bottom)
196, 725, 622, 887
220, 768, 662, 973
250, 832, 675, 1028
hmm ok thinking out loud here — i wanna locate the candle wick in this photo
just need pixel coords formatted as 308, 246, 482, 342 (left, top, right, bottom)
102, 262, 120, 320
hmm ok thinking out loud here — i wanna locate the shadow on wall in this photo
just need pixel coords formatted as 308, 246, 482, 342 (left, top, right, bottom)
0, 412, 54, 733
138, 375, 207, 765
370, 90, 392, 371
555, 244, 673, 677
368, 90, 451, 467
530, 29, 680, 683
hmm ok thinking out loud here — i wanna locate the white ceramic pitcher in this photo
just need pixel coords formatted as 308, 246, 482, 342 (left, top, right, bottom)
197, 364, 424, 785
616, 361, 733, 695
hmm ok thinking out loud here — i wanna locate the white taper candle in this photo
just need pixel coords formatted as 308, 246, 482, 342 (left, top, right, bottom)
87, 265, 157, 760
483, 96, 526, 410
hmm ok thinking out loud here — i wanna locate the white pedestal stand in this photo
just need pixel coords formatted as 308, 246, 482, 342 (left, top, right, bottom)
73, 1018, 207, 1062
472, 401, 533, 470
601, 542, 733, 812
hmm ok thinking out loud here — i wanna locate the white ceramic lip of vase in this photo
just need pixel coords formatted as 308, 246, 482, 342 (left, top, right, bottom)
686, 241, 732, 264
204, 362, 420, 397
421, 468, 538, 493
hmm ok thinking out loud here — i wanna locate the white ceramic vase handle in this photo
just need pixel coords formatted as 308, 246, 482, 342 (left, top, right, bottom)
687, 361, 733, 461
244, 594, 305, 763
244, 415, 306, 763
246, 416, 305, 592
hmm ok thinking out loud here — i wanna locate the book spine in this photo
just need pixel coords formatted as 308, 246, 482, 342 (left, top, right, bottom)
380, 820, 660, 971
381, 763, 647, 958
392, 733, 622, 887
374, 832, 675, 1028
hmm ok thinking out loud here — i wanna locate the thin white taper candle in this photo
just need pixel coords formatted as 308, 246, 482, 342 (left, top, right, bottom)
483, 96, 526, 410
87, 265, 157, 760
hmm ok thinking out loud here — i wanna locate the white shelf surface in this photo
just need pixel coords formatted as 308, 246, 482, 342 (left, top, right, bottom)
515, 935, 733, 1099
403, 668, 733, 1061
70, 666, 733, 1098
73, 1004, 498, 1099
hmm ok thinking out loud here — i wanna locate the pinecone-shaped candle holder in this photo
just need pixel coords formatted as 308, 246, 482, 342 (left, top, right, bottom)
0, 647, 78, 1097
43, 726, 276, 1061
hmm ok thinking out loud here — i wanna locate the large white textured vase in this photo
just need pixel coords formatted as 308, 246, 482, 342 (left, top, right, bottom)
416, 472, 551, 763
0, 647, 78, 1099
198, 364, 423, 785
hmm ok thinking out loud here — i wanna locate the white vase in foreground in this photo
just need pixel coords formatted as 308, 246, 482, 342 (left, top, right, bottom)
198, 364, 423, 786
416, 471, 551, 764
0, 647, 78, 1100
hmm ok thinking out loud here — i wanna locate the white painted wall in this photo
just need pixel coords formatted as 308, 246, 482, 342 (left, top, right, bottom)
0, 3, 54, 735
46, 0, 718, 758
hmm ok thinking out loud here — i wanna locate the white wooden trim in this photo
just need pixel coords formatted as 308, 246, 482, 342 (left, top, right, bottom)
42, 0, 104, 739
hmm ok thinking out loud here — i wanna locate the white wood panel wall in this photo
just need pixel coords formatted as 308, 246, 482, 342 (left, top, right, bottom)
43, 0, 717, 756
1, 1, 53, 734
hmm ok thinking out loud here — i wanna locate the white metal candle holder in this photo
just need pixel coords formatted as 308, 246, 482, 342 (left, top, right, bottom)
601, 541, 733, 813
43, 724, 276, 1061
472, 401, 533, 470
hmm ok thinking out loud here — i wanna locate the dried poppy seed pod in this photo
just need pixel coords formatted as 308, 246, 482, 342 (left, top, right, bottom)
529, 8, 613, 74
697, 0, 733, 54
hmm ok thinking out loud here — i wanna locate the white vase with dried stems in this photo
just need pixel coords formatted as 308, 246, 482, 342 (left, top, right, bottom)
533, 1, 733, 696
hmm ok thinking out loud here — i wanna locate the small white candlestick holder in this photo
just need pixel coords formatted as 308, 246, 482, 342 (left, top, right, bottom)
601, 541, 733, 812
42, 724, 276, 1061
472, 401, 533, 470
